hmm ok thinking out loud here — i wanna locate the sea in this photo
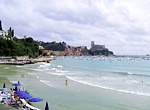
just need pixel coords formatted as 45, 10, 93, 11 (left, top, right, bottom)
1, 56, 150, 110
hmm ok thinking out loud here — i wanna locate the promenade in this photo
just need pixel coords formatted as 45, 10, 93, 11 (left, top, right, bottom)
0, 57, 55, 65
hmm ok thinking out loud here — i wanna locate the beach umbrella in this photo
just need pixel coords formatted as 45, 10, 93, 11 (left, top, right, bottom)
15, 91, 32, 99
45, 102, 49, 110
18, 94, 32, 99
3, 83, 6, 88
28, 98, 43, 102
15, 91, 26, 94
12, 81, 21, 86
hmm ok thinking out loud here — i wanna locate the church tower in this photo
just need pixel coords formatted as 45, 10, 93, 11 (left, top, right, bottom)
0, 20, 2, 30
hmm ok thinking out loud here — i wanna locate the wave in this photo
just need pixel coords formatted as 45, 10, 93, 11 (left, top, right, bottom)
16, 66, 23, 68
49, 72, 64, 76
113, 71, 150, 77
49, 68, 56, 70
3, 67, 9, 69
57, 65, 63, 68
40, 80, 53, 87
66, 76, 150, 97
38, 63, 51, 69
31, 69, 43, 71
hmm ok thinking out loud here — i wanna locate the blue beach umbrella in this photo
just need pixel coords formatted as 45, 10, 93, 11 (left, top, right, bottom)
12, 81, 21, 86
28, 98, 43, 102
15, 91, 32, 99
3, 83, 6, 88
15, 91, 26, 94
18, 94, 32, 99
45, 102, 49, 110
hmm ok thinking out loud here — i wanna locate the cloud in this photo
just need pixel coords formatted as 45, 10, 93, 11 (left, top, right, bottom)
0, 0, 150, 55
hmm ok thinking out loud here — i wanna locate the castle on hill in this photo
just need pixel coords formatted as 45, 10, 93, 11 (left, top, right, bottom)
90, 41, 107, 51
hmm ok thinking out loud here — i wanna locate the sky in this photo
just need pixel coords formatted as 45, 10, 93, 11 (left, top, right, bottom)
0, 0, 150, 55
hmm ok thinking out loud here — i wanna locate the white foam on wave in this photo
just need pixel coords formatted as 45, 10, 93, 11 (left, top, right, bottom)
40, 62, 51, 65
127, 72, 134, 75
16, 66, 23, 68
57, 65, 63, 68
49, 72, 64, 76
38, 63, 51, 70
40, 80, 53, 87
56, 70, 62, 72
49, 68, 56, 70
7, 78, 17, 84
27, 72, 37, 75
101, 76, 117, 80
48, 69, 70, 76
66, 76, 150, 97
31, 69, 43, 71
4, 67, 9, 69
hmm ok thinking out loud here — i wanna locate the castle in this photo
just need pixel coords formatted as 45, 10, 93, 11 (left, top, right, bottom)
90, 41, 107, 51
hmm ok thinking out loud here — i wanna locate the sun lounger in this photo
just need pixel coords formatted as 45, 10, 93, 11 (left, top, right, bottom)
26, 103, 41, 110
20, 99, 41, 110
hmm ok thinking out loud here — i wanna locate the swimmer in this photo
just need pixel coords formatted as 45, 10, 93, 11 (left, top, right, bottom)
66, 80, 68, 85
141, 81, 144, 84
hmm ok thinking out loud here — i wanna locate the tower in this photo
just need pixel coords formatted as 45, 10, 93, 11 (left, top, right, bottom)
91, 41, 95, 49
0, 20, 2, 30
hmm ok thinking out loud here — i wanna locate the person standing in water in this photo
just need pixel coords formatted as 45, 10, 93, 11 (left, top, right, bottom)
66, 80, 68, 86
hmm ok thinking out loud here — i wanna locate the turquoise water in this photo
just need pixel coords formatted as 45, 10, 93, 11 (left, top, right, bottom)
1, 56, 150, 110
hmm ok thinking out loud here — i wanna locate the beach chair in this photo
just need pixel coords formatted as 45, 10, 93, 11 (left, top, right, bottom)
20, 99, 41, 110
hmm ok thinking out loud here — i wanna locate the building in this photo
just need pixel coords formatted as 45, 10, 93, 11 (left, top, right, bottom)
91, 41, 107, 51
65, 46, 87, 56
0, 30, 6, 37
0, 20, 7, 37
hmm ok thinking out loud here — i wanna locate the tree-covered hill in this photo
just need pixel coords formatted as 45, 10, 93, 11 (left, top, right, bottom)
0, 36, 39, 58
88, 49, 114, 56
37, 41, 67, 51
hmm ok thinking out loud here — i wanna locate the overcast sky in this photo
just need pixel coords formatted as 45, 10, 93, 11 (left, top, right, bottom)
1, 0, 150, 55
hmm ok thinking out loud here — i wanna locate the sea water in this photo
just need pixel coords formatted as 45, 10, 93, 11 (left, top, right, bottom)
1, 56, 150, 110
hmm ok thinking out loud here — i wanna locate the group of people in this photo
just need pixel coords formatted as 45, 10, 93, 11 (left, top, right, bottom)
0, 87, 30, 110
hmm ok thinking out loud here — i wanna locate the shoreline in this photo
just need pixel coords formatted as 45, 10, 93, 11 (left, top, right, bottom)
0, 57, 56, 65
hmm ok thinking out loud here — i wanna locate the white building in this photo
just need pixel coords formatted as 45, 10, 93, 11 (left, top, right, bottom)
0, 30, 6, 37
0, 20, 7, 37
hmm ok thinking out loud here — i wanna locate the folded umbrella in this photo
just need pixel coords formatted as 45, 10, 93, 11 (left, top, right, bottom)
45, 102, 49, 110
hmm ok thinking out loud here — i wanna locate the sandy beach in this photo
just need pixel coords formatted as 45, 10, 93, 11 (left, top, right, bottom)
1, 56, 150, 110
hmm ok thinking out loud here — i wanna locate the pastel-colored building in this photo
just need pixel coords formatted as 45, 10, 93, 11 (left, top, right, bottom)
65, 46, 87, 56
